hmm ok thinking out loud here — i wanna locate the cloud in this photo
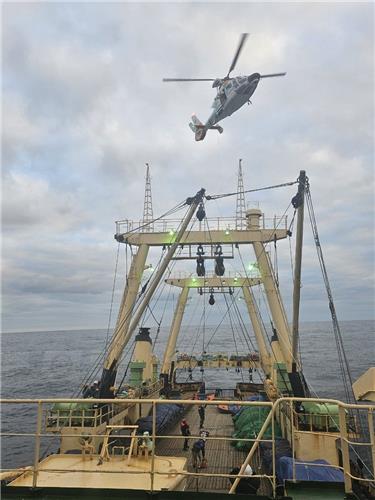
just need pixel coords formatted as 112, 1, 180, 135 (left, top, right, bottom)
2, 171, 88, 231
1, 2, 374, 332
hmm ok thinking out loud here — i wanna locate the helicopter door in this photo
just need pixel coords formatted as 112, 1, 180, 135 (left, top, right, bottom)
212, 95, 223, 111
224, 82, 233, 97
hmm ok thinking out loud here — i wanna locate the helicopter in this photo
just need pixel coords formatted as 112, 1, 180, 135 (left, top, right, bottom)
163, 34, 286, 141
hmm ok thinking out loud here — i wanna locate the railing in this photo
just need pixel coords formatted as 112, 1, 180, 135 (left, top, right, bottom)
176, 352, 259, 362
1, 397, 374, 496
165, 270, 260, 279
46, 381, 162, 430
115, 215, 288, 235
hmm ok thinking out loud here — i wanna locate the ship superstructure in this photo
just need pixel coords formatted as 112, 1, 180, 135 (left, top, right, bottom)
1, 169, 374, 499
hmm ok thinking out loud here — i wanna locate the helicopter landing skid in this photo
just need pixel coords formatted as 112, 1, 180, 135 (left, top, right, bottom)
210, 125, 224, 134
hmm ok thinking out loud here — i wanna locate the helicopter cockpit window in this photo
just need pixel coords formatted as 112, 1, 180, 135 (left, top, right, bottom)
232, 80, 239, 88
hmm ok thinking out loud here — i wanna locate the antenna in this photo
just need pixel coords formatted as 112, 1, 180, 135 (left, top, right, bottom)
235, 159, 246, 230
142, 163, 154, 232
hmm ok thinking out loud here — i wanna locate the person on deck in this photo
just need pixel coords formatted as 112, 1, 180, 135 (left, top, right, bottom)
199, 428, 210, 464
229, 465, 260, 494
192, 440, 204, 469
198, 405, 206, 427
180, 419, 191, 451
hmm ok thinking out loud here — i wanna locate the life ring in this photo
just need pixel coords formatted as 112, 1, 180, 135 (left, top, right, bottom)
79, 434, 92, 446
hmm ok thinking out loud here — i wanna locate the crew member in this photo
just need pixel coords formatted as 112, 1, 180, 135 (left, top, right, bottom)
180, 419, 191, 451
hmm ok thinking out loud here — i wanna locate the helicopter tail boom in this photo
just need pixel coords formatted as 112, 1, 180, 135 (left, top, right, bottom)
189, 115, 224, 141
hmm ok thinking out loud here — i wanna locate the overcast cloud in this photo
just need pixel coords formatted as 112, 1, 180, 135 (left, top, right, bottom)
1, 2, 374, 332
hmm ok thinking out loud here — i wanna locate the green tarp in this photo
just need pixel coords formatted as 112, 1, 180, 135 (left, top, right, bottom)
232, 406, 282, 451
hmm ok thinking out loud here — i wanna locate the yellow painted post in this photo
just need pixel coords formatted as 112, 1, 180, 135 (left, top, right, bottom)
339, 406, 352, 493
32, 401, 43, 488
161, 286, 189, 375
368, 409, 375, 481
290, 401, 296, 482
229, 406, 273, 494
271, 402, 276, 498
242, 286, 272, 375
150, 400, 156, 492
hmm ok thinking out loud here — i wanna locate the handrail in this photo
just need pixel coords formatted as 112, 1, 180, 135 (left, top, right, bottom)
115, 215, 288, 234
1, 396, 374, 495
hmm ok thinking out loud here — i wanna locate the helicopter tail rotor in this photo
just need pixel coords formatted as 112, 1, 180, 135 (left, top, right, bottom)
189, 115, 207, 141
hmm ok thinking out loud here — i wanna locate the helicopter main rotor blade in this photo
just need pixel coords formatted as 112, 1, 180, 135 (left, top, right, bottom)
226, 33, 249, 78
260, 72, 287, 78
163, 78, 215, 82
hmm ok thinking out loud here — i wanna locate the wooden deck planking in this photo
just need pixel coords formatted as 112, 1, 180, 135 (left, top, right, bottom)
156, 404, 247, 492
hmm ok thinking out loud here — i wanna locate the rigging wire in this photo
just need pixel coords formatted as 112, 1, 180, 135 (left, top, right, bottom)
152, 285, 173, 351
116, 341, 136, 393
120, 199, 188, 235
223, 290, 244, 382
305, 184, 356, 404
205, 180, 298, 201
104, 241, 121, 352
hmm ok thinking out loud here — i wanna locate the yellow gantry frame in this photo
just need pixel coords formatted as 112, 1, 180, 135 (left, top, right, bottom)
105, 208, 294, 376
161, 276, 272, 377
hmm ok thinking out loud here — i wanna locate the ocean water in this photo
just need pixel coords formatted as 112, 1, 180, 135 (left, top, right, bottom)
1, 320, 374, 470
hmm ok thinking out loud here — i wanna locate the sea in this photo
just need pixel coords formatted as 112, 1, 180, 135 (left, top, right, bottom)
1, 320, 374, 470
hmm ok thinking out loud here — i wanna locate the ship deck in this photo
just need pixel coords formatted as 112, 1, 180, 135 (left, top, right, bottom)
7, 454, 187, 491
156, 402, 251, 493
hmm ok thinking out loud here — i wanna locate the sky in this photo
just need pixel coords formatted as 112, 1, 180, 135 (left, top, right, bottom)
1, 1, 374, 333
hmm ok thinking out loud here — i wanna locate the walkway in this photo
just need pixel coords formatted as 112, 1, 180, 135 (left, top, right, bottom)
156, 403, 246, 492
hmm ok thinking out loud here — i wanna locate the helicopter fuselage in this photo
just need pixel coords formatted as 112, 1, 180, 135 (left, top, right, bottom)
206, 73, 260, 128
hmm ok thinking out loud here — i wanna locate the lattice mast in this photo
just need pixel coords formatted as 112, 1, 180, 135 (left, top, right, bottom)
235, 159, 246, 230
142, 163, 154, 232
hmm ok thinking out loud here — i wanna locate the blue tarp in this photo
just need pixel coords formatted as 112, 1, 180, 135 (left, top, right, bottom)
136, 403, 184, 435
229, 394, 266, 416
277, 457, 344, 483
260, 438, 293, 475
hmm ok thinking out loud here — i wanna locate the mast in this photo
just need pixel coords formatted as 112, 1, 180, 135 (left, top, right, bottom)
242, 286, 272, 376
99, 188, 205, 397
247, 209, 293, 371
291, 170, 306, 371
160, 286, 190, 383
235, 159, 246, 230
142, 163, 154, 232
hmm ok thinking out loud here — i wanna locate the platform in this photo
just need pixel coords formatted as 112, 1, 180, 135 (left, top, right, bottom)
8, 454, 187, 491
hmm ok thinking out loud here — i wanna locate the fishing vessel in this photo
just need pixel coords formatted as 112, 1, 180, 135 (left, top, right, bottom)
1, 166, 374, 499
